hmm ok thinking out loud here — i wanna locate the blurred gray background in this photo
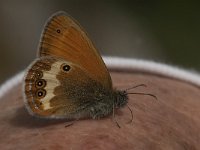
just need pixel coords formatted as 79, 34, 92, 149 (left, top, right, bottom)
0, 1, 200, 84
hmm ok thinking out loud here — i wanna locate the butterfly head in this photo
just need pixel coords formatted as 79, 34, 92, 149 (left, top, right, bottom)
113, 90, 128, 108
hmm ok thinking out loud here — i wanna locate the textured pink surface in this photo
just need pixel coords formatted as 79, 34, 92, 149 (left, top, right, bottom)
0, 72, 200, 150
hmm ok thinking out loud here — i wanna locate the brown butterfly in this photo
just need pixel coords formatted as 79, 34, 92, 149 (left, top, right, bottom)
23, 11, 155, 124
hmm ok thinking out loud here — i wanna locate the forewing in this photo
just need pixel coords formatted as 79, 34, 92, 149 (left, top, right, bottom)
38, 11, 112, 90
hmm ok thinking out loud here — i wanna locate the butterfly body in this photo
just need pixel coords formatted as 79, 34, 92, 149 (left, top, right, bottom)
23, 11, 128, 120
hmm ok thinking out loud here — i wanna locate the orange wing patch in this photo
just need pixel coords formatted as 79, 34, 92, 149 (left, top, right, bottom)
38, 12, 112, 90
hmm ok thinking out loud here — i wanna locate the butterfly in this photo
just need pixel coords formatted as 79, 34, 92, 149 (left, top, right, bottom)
23, 11, 155, 124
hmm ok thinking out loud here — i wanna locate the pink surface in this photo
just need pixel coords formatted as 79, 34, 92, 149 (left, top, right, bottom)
0, 72, 200, 150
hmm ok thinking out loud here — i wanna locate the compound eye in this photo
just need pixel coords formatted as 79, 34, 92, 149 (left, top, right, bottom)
61, 63, 71, 72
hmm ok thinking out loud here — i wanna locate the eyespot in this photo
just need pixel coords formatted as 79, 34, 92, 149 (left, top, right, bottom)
36, 89, 46, 98
56, 29, 61, 33
61, 63, 71, 72
35, 71, 43, 79
35, 79, 46, 88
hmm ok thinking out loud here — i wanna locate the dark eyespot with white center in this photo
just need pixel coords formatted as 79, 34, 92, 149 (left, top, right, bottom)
36, 89, 46, 98
56, 29, 61, 33
35, 70, 43, 79
61, 63, 71, 72
35, 79, 46, 88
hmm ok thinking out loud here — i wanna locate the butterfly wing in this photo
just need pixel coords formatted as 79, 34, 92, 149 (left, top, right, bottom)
38, 11, 112, 90
24, 57, 110, 119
